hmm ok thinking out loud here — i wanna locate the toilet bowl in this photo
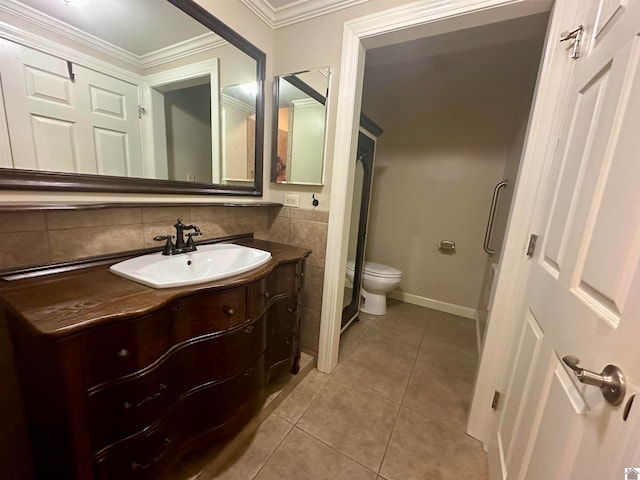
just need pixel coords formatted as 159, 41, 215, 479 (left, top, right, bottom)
346, 260, 402, 315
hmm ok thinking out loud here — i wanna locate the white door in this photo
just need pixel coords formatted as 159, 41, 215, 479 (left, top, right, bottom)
492, 0, 640, 478
73, 63, 142, 177
0, 39, 142, 176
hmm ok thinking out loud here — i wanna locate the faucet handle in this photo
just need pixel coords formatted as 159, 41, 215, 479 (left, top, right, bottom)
153, 235, 175, 256
186, 231, 202, 248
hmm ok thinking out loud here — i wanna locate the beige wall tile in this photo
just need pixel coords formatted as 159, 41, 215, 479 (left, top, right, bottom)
276, 206, 291, 218
197, 219, 238, 241
302, 265, 324, 312
0, 231, 50, 270
235, 206, 268, 217
289, 208, 329, 223
299, 307, 320, 355
236, 215, 269, 236
290, 219, 327, 268
46, 208, 141, 229
142, 207, 191, 224
0, 212, 46, 233
190, 206, 235, 222
49, 225, 145, 262
267, 216, 290, 244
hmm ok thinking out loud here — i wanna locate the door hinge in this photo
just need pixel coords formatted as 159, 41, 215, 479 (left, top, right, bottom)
560, 25, 584, 59
491, 390, 501, 410
526, 234, 538, 258
138, 105, 147, 119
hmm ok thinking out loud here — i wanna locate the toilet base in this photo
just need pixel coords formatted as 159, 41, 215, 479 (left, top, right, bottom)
360, 289, 387, 315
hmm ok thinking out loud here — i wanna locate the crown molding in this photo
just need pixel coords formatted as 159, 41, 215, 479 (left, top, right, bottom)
240, 0, 369, 29
0, 0, 227, 71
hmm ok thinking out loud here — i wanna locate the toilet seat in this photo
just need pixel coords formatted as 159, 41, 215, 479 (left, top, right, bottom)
362, 261, 402, 279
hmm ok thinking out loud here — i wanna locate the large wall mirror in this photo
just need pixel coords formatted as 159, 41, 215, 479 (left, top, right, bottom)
0, 0, 265, 196
271, 67, 329, 185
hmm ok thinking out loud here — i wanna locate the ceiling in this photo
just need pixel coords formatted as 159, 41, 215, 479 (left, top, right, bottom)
240, 0, 368, 29
9, 0, 213, 56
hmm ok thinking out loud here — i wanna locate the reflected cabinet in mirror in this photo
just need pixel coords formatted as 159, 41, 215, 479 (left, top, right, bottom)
271, 68, 329, 185
0, 0, 265, 195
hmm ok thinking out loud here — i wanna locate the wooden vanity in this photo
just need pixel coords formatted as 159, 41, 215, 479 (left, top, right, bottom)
0, 238, 309, 479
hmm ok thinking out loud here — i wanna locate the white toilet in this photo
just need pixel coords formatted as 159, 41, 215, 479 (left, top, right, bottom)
346, 260, 403, 315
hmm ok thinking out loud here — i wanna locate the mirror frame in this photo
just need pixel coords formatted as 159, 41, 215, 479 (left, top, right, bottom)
270, 73, 327, 184
0, 0, 265, 197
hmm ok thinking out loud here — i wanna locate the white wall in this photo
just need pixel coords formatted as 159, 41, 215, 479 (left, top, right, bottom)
164, 84, 213, 182
362, 38, 543, 310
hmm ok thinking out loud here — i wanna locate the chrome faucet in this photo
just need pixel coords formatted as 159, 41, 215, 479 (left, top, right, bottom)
154, 218, 202, 255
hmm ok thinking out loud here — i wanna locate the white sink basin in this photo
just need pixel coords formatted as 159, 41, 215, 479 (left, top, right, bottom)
109, 243, 272, 288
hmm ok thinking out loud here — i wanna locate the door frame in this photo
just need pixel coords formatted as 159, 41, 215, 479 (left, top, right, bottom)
317, 0, 566, 447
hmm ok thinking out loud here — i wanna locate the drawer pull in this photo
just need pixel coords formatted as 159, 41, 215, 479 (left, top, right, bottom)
243, 325, 255, 334
287, 304, 302, 315
262, 291, 270, 299
123, 384, 168, 410
131, 438, 171, 471
284, 339, 291, 345
117, 348, 130, 359
224, 307, 235, 317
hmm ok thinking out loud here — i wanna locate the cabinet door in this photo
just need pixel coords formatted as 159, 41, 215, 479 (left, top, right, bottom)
0, 39, 142, 175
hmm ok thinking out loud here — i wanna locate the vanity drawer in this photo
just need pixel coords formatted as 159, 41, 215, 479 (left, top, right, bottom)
248, 261, 302, 318
94, 356, 265, 480
87, 317, 265, 452
83, 287, 247, 388
265, 296, 300, 376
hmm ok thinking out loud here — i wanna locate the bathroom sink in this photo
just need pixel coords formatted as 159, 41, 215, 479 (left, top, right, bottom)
109, 243, 272, 288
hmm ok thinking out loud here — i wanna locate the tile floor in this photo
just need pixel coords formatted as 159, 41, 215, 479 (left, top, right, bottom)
197, 299, 488, 479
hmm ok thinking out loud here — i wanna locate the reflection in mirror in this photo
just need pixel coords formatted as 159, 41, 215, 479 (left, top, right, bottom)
0, 0, 264, 195
271, 68, 329, 185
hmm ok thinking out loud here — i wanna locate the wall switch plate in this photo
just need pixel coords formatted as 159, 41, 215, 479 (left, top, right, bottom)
283, 194, 300, 207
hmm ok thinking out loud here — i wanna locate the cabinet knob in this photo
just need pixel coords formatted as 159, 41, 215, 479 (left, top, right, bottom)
224, 307, 235, 317
172, 303, 184, 312
262, 291, 270, 300
117, 348, 130, 359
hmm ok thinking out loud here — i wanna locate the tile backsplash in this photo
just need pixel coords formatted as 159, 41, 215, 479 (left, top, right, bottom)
0, 204, 328, 356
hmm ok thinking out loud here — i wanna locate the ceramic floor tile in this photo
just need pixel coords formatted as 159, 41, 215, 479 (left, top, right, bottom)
198, 415, 292, 479
402, 360, 473, 430
274, 369, 331, 424
332, 341, 416, 403
255, 427, 377, 480
424, 310, 479, 351
416, 337, 478, 385
380, 407, 488, 480
339, 315, 377, 363
297, 379, 399, 472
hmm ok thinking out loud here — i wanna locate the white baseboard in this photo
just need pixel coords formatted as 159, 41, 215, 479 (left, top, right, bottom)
387, 290, 477, 319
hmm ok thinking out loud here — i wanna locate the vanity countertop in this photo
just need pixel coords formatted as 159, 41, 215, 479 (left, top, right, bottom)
0, 238, 310, 338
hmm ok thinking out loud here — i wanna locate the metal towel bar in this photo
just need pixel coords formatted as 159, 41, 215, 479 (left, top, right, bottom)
483, 180, 508, 256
